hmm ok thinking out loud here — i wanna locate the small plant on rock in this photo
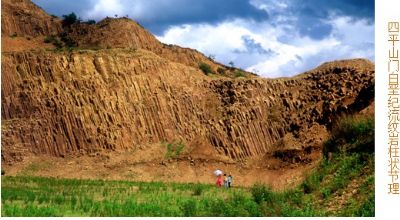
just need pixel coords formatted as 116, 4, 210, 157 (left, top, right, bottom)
199, 62, 213, 75
10, 33, 17, 38
44, 35, 56, 43
217, 67, 226, 75
165, 140, 185, 159
234, 70, 246, 78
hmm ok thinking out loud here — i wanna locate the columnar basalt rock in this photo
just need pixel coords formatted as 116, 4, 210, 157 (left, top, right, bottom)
1, 48, 374, 163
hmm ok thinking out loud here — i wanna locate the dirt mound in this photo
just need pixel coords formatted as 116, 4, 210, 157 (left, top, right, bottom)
1, 36, 54, 52
66, 17, 161, 51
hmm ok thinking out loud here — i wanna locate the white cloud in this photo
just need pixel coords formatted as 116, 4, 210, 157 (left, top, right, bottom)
157, 15, 374, 78
157, 19, 254, 65
84, 0, 167, 20
82, 0, 374, 78
85, 0, 125, 19
249, 0, 288, 13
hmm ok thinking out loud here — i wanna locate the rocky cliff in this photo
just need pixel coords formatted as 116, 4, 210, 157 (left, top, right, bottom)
1, 0, 375, 164
1, 0, 61, 37
64, 18, 215, 70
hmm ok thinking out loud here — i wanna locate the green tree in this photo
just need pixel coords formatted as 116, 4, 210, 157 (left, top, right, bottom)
85, 20, 96, 25
62, 12, 78, 27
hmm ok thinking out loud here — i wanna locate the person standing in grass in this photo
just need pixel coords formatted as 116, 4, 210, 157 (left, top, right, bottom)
228, 174, 233, 188
216, 175, 223, 187
223, 174, 228, 188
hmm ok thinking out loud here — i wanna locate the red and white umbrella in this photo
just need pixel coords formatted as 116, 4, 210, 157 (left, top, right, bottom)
214, 169, 223, 176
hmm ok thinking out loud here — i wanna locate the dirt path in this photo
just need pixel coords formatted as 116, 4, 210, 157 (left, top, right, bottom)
2, 147, 322, 190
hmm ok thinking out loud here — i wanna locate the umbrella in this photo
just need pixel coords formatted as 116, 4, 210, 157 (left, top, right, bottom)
214, 169, 223, 176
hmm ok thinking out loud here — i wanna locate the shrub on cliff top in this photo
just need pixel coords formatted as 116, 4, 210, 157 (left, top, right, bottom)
62, 12, 78, 27
44, 35, 56, 43
234, 70, 246, 78
199, 62, 213, 75
85, 20, 96, 25
217, 67, 226, 75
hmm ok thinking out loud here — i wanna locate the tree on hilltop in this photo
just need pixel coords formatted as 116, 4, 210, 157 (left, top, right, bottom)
62, 12, 78, 27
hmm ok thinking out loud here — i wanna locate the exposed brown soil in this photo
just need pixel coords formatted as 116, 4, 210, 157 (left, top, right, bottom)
2, 36, 54, 52
2, 147, 321, 190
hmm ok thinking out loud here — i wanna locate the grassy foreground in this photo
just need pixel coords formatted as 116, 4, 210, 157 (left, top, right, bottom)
1, 116, 374, 217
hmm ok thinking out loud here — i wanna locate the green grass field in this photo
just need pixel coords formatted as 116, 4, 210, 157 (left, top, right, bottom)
0, 152, 374, 217
1, 115, 374, 217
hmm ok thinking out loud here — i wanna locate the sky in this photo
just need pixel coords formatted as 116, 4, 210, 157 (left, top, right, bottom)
32, 0, 374, 78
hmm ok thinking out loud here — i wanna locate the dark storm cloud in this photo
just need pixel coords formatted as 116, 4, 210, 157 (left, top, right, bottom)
291, 0, 374, 20
308, 0, 374, 20
142, 0, 268, 34
32, 0, 268, 34
32, 0, 373, 36
32, 0, 93, 18
30, 0, 374, 77
295, 12, 333, 40
261, 0, 374, 40
234, 35, 277, 56
297, 0, 373, 39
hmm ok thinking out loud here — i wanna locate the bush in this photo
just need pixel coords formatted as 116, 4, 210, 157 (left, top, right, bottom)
251, 184, 273, 204
301, 170, 324, 194
62, 12, 78, 27
217, 67, 226, 75
44, 35, 56, 43
165, 141, 185, 159
1, 169, 5, 175
228, 192, 262, 216
192, 185, 203, 196
181, 199, 197, 216
320, 187, 331, 199
59, 32, 77, 48
85, 20, 96, 25
355, 193, 374, 216
53, 40, 63, 49
234, 70, 245, 78
208, 198, 227, 216
199, 62, 213, 75
43, 35, 64, 49
10, 33, 17, 38
323, 116, 374, 157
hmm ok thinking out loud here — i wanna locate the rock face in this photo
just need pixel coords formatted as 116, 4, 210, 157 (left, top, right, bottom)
1, 0, 375, 163
65, 17, 247, 76
1, 0, 61, 37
